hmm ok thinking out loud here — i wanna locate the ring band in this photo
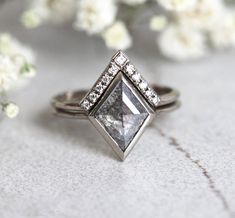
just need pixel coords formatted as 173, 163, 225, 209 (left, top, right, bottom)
52, 85, 180, 119
51, 51, 180, 160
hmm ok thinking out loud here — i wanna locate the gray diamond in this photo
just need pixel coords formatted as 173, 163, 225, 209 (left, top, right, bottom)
93, 78, 149, 151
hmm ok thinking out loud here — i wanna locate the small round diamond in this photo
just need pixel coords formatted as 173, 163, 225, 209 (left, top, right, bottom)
102, 74, 112, 85
95, 82, 105, 94
152, 96, 159, 105
125, 64, 135, 76
145, 89, 159, 105
139, 80, 148, 90
145, 89, 154, 97
80, 100, 92, 111
108, 63, 119, 76
89, 92, 99, 103
132, 72, 141, 83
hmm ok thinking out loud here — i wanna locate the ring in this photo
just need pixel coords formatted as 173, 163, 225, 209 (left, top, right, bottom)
51, 51, 180, 160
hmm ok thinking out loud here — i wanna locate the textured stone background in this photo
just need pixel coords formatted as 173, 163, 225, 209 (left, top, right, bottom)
0, 1, 235, 218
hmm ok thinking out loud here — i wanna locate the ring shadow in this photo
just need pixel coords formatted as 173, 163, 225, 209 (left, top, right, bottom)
34, 106, 118, 161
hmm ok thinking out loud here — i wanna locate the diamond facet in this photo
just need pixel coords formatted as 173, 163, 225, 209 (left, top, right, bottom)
92, 75, 150, 152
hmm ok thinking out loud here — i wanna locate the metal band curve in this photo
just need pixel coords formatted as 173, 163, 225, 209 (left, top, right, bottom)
51, 85, 180, 119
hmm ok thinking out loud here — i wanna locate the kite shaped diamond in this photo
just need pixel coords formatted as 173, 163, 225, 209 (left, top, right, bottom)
80, 51, 159, 160
94, 79, 148, 151
89, 73, 155, 160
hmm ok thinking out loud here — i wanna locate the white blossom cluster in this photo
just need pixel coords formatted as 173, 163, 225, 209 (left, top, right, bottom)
153, 0, 235, 60
21, 0, 235, 60
0, 33, 36, 118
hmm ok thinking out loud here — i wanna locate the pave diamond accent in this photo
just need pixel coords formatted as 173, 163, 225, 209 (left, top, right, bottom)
132, 72, 141, 83
139, 80, 148, 90
88, 92, 98, 103
80, 99, 92, 110
80, 50, 160, 112
95, 82, 105, 94
101, 73, 113, 85
108, 62, 119, 76
114, 51, 128, 67
93, 77, 149, 151
125, 63, 135, 76
145, 88, 160, 106
124, 67, 159, 106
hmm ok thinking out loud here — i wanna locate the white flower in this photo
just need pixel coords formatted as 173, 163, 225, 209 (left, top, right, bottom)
74, 0, 117, 35
21, 9, 43, 29
0, 55, 18, 92
176, 0, 225, 30
157, 0, 196, 11
0, 33, 35, 64
0, 33, 36, 92
158, 25, 207, 60
0, 33, 36, 90
102, 21, 132, 50
22, 0, 76, 28
150, 15, 168, 31
2, 103, 19, 118
209, 12, 235, 48
120, 0, 147, 5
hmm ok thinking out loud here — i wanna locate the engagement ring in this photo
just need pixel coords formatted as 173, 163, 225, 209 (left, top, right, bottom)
51, 51, 180, 160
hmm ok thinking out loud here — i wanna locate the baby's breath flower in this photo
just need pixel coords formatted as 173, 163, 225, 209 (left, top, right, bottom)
102, 21, 132, 50
0, 33, 35, 64
157, 0, 196, 11
74, 0, 117, 35
209, 12, 235, 48
22, 0, 76, 28
0, 55, 18, 92
176, 0, 225, 30
2, 102, 19, 119
158, 25, 208, 60
150, 15, 168, 31
0, 33, 36, 92
20, 0, 235, 61
21, 10, 42, 29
